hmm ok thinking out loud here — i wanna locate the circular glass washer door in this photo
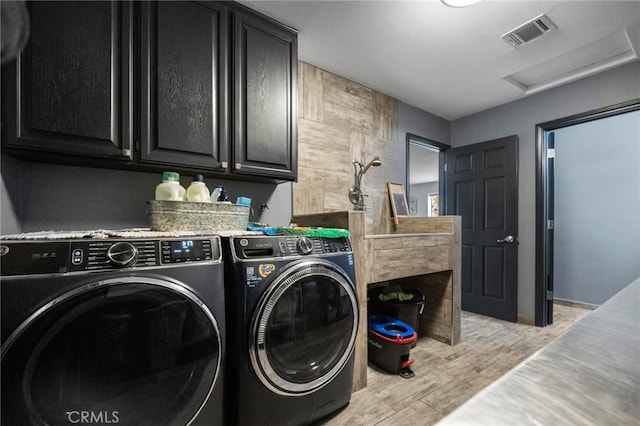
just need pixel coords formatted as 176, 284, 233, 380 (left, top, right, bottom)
250, 259, 358, 396
1, 277, 221, 426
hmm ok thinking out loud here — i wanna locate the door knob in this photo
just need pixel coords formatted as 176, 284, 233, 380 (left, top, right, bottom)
497, 235, 515, 244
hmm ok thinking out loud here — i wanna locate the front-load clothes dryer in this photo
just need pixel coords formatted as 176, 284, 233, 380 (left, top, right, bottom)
223, 235, 359, 426
0, 237, 226, 426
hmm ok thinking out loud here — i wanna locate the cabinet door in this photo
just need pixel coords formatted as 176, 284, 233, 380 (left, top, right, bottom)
139, 1, 228, 171
1, 1, 133, 160
232, 9, 297, 180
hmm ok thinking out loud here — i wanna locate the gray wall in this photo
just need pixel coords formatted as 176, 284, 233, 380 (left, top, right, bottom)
0, 156, 292, 235
450, 60, 640, 318
399, 102, 450, 185
553, 110, 640, 305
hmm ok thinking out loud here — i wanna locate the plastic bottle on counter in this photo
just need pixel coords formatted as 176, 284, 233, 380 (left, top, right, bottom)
210, 185, 223, 203
185, 174, 211, 203
155, 171, 186, 201
217, 186, 231, 203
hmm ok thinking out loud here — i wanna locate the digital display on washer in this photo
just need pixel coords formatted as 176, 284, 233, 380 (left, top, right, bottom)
323, 238, 350, 252
171, 240, 203, 260
160, 239, 214, 263
0, 242, 70, 276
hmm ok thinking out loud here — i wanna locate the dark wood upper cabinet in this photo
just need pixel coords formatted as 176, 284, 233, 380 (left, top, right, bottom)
232, 9, 298, 180
1, 1, 298, 182
139, 1, 229, 171
1, 1, 133, 160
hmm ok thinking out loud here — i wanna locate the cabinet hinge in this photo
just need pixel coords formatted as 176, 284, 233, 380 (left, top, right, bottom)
547, 219, 554, 230
547, 148, 555, 159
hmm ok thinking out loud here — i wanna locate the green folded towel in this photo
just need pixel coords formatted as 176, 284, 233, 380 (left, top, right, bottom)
379, 291, 414, 302
247, 224, 349, 238
275, 227, 350, 238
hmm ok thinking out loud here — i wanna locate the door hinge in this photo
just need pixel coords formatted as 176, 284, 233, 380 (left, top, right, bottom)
444, 163, 448, 172
546, 290, 554, 300
547, 148, 555, 159
547, 219, 554, 230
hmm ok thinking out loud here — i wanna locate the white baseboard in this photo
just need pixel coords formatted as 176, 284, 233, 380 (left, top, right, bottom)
554, 298, 598, 310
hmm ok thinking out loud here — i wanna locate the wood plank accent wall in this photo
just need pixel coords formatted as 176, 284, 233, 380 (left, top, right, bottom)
295, 62, 400, 235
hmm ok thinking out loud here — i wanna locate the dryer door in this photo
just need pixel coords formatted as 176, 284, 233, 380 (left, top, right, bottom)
250, 259, 358, 395
1, 277, 221, 426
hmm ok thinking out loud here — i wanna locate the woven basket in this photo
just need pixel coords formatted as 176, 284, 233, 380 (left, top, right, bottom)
147, 200, 250, 232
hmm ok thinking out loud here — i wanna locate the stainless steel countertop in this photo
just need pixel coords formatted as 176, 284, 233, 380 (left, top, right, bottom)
437, 277, 640, 426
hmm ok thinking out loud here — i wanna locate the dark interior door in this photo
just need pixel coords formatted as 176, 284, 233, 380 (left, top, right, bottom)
545, 131, 555, 325
445, 136, 519, 321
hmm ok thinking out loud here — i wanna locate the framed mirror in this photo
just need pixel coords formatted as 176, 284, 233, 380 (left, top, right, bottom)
406, 133, 449, 217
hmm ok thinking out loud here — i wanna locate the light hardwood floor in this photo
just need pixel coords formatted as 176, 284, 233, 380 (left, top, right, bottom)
322, 304, 591, 426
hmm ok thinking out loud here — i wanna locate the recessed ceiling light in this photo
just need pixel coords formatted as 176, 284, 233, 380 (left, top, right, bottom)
441, 0, 484, 7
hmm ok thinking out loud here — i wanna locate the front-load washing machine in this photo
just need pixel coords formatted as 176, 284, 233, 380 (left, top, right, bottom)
223, 235, 358, 426
0, 236, 225, 426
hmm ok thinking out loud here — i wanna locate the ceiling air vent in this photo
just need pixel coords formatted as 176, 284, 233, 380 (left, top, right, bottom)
502, 14, 557, 48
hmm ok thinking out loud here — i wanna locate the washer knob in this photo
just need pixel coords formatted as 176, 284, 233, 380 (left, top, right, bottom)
296, 237, 314, 255
107, 242, 139, 267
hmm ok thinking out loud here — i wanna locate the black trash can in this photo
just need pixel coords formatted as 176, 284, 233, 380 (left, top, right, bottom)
368, 286, 425, 332
367, 315, 417, 377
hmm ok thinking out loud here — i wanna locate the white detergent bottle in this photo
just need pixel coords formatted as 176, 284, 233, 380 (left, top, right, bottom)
210, 185, 223, 203
185, 174, 211, 202
155, 171, 186, 201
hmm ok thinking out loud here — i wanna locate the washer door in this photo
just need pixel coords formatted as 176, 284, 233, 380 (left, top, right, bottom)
1, 277, 221, 426
250, 259, 358, 395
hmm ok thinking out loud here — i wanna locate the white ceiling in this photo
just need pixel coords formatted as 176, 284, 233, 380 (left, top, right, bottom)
239, 0, 640, 121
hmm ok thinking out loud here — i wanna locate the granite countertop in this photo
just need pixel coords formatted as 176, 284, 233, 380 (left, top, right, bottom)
437, 277, 640, 426
0, 228, 261, 240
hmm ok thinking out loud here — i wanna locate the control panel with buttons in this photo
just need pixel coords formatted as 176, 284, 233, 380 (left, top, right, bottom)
232, 236, 352, 259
